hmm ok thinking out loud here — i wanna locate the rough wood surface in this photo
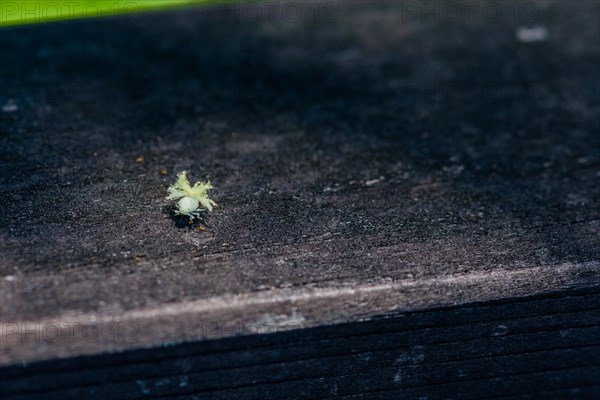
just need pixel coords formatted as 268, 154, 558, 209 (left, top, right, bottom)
1, 289, 599, 399
1, 0, 599, 371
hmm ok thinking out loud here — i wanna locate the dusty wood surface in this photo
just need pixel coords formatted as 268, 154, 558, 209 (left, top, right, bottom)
1, 289, 600, 399
1, 0, 599, 368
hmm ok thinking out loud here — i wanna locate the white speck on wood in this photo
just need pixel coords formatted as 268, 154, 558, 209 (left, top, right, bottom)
516, 26, 548, 42
365, 177, 384, 186
394, 368, 402, 383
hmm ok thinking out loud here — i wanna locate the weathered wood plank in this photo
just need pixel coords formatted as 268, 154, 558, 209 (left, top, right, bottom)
2, 290, 599, 399
327, 369, 600, 400
2, 290, 598, 384
0, 1, 599, 397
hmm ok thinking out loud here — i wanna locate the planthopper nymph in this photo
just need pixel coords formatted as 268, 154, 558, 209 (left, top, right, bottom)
166, 171, 217, 222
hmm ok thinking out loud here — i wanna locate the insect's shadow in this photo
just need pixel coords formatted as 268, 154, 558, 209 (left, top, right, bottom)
160, 205, 208, 230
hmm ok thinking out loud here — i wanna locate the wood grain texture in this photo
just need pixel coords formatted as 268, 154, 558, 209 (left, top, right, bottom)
1, 289, 599, 399
0, 1, 599, 393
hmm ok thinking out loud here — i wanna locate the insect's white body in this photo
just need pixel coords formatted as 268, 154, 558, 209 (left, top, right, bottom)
176, 196, 200, 219
167, 171, 217, 222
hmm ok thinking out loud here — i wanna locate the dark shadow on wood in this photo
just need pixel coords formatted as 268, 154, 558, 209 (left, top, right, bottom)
1, 288, 599, 399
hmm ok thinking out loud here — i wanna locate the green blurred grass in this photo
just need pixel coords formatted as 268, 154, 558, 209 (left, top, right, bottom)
0, 1, 209, 27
